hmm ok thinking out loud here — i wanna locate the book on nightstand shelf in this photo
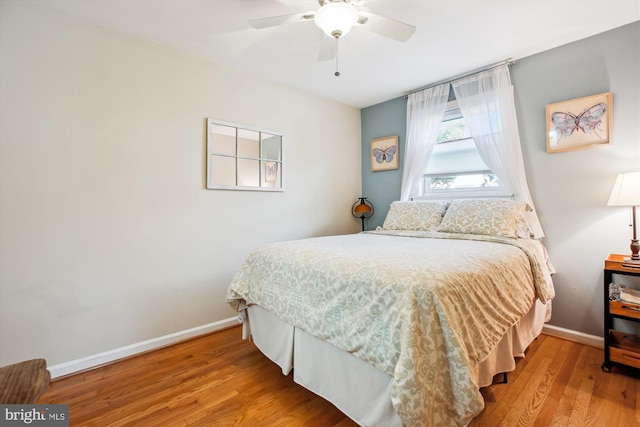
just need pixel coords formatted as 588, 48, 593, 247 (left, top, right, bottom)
610, 283, 640, 306
620, 287, 640, 306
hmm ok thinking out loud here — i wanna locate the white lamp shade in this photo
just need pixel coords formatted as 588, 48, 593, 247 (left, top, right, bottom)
608, 172, 640, 206
314, 2, 359, 38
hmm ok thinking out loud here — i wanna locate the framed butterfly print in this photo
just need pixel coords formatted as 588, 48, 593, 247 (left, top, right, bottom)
370, 135, 399, 171
546, 92, 612, 153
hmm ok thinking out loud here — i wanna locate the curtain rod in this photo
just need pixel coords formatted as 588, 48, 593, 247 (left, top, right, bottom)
404, 58, 515, 98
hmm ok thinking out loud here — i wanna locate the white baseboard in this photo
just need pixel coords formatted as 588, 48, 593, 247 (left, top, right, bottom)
48, 316, 240, 379
48, 320, 601, 379
542, 324, 604, 349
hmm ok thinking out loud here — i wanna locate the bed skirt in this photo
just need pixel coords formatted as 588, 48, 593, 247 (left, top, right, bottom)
243, 300, 551, 427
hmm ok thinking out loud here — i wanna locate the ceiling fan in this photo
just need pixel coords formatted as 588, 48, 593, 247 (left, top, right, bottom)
249, 0, 416, 67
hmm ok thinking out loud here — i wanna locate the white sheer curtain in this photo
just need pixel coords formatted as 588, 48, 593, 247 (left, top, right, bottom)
400, 83, 450, 201
451, 65, 544, 238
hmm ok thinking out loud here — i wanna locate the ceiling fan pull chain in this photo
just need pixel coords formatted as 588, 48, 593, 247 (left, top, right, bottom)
334, 37, 340, 77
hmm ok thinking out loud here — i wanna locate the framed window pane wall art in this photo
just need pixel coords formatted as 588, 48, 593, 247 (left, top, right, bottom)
206, 119, 283, 191
546, 92, 612, 153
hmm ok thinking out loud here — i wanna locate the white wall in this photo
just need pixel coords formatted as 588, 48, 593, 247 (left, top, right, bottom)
0, 1, 361, 367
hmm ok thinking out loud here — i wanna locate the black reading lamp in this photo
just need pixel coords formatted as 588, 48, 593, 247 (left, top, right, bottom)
352, 197, 374, 231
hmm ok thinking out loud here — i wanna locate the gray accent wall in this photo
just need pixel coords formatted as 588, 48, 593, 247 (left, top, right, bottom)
361, 21, 640, 337
361, 96, 407, 230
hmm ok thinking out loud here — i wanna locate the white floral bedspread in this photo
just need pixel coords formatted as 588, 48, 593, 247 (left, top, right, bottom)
226, 230, 554, 427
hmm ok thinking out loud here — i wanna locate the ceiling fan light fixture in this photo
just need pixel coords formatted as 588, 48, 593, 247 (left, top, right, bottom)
314, 1, 359, 39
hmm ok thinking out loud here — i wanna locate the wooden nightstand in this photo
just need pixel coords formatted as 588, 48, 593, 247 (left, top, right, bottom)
602, 254, 640, 372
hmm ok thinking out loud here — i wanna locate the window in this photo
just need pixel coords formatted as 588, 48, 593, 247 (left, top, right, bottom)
206, 119, 283, 191
421, 101, 501, 197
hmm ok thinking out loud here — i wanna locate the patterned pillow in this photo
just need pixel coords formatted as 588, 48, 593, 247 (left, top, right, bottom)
437, 199, 530, 238
382, 201, 449, 231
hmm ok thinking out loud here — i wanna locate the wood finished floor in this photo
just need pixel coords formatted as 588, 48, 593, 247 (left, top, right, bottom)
39, 327, 640, 426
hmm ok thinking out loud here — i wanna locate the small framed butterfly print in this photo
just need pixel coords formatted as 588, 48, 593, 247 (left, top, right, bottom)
370, 135, 399, 171
546, 92, 612, 153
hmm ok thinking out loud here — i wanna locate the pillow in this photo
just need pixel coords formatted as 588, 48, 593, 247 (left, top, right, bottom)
382, 201, 449, 231
437, 198, 530, 238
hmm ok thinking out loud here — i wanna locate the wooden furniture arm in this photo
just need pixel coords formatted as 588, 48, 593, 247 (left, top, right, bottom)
0, 358, 51, 404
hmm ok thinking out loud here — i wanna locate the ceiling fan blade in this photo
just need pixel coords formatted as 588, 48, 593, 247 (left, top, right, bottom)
357, 12, 415, 42
248, 12, 315, 29
318, 35, 337, 61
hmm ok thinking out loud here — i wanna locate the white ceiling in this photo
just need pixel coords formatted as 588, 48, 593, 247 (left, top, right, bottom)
34, 0, 640, 108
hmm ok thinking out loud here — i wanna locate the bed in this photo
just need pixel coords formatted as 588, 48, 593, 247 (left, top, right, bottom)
226, 199, 555, 427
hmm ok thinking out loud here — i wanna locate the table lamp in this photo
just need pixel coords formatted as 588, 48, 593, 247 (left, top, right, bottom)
608, 171, 640, 268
